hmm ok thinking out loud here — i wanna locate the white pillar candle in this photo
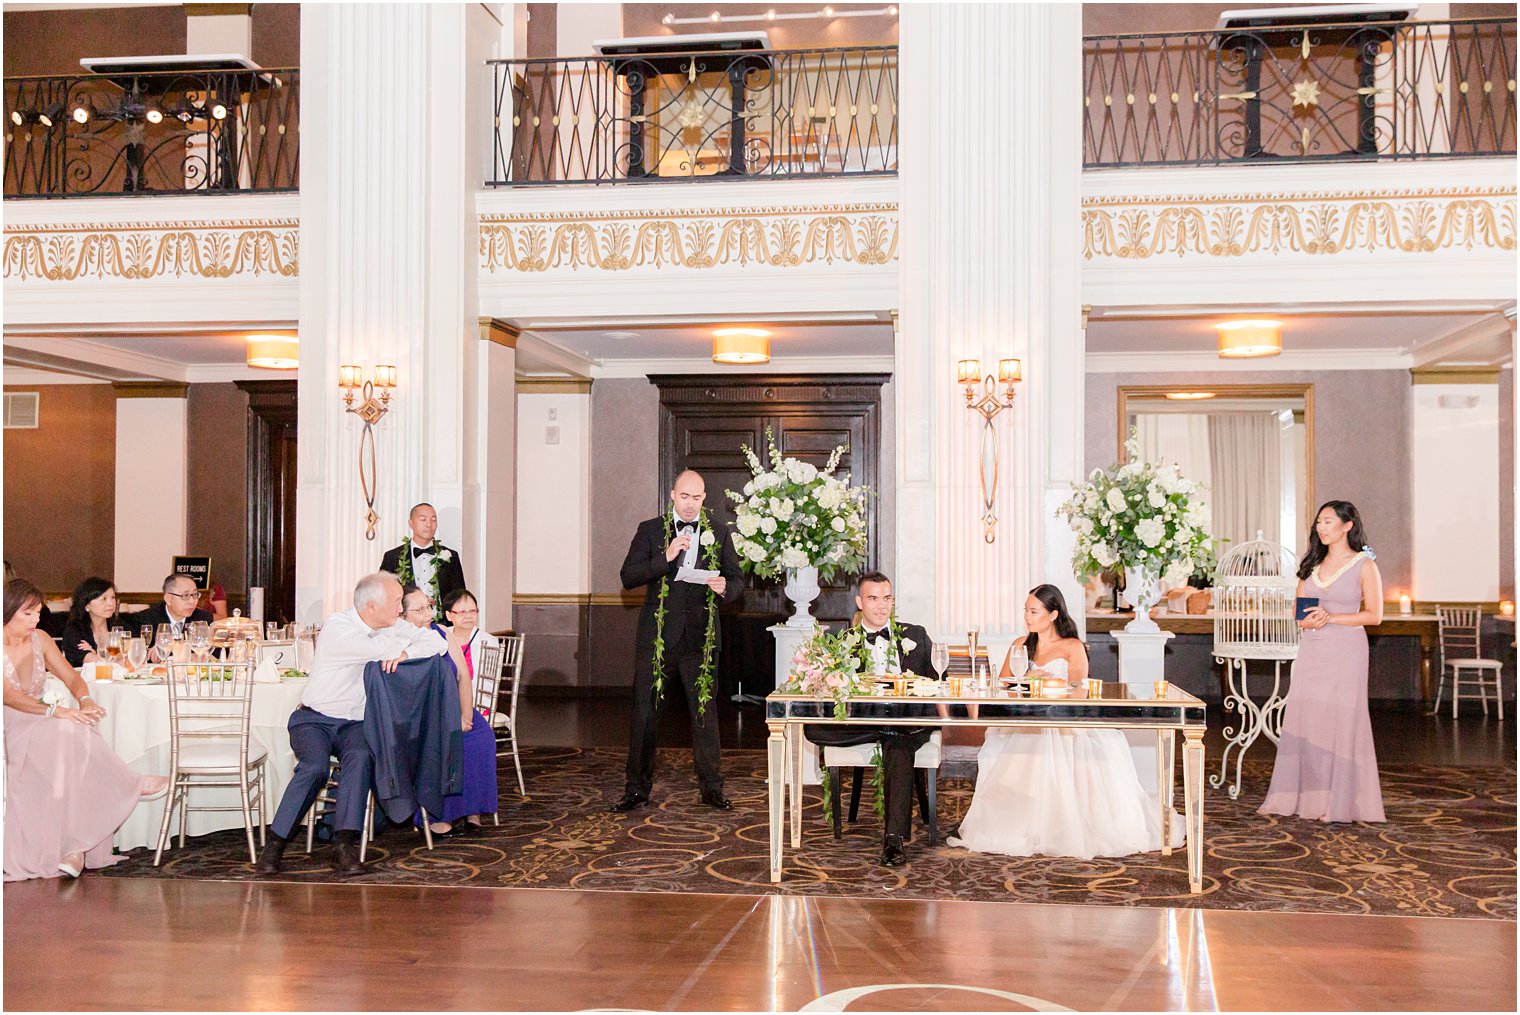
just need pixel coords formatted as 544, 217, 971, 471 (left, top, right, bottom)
1399, 594, 1412, 615
249, 587, 265, 624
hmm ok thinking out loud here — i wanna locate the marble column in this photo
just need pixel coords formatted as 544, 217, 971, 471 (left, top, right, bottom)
295, 3, 502, 621
896, 4, 1084, 635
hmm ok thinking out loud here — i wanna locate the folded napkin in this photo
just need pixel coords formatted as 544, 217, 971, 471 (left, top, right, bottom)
253, 657, 281, 684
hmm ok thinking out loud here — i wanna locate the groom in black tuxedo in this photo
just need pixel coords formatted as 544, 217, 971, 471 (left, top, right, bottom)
379, 503, 465, 616
613, 469, 744, 813
807, 571, 935, 867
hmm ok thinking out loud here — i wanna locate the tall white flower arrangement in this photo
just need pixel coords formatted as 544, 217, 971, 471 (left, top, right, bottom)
1056, 434, 1213, 584
726, 429, 869, 581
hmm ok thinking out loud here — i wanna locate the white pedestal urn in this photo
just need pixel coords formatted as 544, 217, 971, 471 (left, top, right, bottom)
1121, 564, 1162, 633
782, 565, 821, 628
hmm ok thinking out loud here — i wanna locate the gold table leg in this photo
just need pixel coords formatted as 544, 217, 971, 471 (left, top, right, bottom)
767, 721, 786, 883
1182, 728, 1205, 894
789, 723, 804, 849
1157, 729, 1174, 856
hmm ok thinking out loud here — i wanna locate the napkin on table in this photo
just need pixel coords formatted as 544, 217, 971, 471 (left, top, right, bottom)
252, 657, 281, 684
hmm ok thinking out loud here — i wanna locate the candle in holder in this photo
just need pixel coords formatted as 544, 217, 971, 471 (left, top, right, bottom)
1502, 600, 1515, 618
1398, 594, 1412, 615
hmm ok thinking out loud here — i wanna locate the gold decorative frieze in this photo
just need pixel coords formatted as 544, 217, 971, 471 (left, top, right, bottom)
1083, 188, 1516, 261
3, 219, 299, 282
479, 203, 899, 274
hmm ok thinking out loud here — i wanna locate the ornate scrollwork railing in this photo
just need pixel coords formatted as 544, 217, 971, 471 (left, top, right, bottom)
4, 67, 299, 198
489, 46, 897, 185
1084, 17, 1515, 167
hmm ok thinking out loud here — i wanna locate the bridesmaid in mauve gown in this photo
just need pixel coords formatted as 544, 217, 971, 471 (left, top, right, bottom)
3, 578, 169, 880
1261, 501, 1387, 823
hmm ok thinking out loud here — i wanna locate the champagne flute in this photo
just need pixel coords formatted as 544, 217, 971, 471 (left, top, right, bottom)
930, 643, 950, 682
125, 636, 147, 674
140, 625, 154, 651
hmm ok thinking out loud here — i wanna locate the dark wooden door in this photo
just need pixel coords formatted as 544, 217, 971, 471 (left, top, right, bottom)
652, 375, 888, 696
236, 381, 298, 624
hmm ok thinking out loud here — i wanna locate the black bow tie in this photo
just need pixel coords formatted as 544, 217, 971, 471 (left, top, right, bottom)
676, 523, 697, 536
413, 544, 437, 557
864, 629, 889, 645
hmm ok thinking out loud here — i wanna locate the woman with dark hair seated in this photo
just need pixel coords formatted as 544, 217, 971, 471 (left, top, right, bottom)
949, 583, 1178, 859
61, 577, 119, 668
401, 586, 499, 836
3, 579, 169, 880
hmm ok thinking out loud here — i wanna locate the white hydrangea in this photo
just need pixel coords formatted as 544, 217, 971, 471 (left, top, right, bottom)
1075, 516, 1095, 536
1105, 488, 1127, 514
1136, 517, 1165, 548
744, 542, 768, 563
736, 512, 760, 537
1147, 486, 1166, 508
786, 459, 818, 484
778, 546, 811, 569
772, 498, 795, 521
1165, 559, 1193, 585
816, 483, 845, 510
1092, 542, 1118, 568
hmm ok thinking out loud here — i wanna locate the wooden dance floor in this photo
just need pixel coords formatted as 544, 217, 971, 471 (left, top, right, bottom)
5, 876, 1514, 1011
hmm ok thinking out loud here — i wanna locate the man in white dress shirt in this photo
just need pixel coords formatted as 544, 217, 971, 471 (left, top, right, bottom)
256, 573, 446, 876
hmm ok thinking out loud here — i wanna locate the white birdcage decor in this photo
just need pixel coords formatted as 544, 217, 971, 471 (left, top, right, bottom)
1211, 532, 1300, 798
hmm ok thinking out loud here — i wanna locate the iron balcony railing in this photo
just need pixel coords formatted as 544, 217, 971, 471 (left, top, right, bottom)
490, 45, 897, 185
1084, 17, 1515, 167
4, 67, 299, 198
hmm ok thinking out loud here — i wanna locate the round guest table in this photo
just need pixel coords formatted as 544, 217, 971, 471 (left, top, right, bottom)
47, 670, 306, 851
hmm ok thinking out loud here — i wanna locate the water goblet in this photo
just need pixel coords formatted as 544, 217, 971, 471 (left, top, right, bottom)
155, 624, 175, 663
125, 637, 147, 674
930, 643, 950, 682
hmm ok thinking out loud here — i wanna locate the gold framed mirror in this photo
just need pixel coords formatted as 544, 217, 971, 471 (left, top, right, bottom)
1117, 383, 1315, 554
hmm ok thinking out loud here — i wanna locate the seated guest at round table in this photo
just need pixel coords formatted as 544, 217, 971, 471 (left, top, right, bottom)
197, 581, 229, 622
132, 574, 214, 641
62, 577, 119, 667
407, 587, 498, 836
3, 578, 170, 881
255, 573, 447, 877
950, 584, 1179, 859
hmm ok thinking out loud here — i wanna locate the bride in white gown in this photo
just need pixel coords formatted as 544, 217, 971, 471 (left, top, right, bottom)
949, 584, 1179, 860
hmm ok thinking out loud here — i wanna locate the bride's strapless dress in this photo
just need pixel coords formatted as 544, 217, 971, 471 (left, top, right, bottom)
948, 659, 1182, 859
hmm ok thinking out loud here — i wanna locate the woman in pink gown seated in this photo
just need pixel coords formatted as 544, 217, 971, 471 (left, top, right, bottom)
3, 579, 169, 880
1260, 501, 1387, 823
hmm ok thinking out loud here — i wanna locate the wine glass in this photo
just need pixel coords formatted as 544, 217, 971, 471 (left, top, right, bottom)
155, 624, 175, 663
103, 628, 124, 665
125, 637, 148, 673
930, 643, 950, 681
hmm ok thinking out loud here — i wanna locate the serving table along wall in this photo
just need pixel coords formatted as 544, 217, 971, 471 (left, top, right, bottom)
48, 672, 304, 851
765, 685, 1209, 893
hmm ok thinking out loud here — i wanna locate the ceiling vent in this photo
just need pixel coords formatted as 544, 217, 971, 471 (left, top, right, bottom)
3, 391, 39, 429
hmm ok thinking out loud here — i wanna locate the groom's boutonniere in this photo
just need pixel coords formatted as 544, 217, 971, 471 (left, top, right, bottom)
699, 530, 715, 547
437, 548, 453, 563
900, 637, 917, 653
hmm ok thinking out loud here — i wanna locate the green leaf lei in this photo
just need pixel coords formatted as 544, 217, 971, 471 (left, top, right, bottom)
651, 508, 723, 721
817, 747, 886, 826
394, 535, 445, 621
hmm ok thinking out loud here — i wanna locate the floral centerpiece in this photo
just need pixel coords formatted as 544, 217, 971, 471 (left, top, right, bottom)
727, 429, 870, 627
1056, 434, 1213, 632
781, 625, 884, 820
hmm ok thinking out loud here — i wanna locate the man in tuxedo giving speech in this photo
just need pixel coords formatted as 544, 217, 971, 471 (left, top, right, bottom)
612, 469, 744, 813
807, 571, 935, 867
380, 503, 465, 619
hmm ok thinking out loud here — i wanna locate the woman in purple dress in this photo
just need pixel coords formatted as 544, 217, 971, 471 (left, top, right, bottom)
1261, 501, 1387, 823
405, 587, 499, 835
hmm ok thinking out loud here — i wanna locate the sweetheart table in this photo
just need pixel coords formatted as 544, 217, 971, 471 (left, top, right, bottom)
765, 684, 1209, 893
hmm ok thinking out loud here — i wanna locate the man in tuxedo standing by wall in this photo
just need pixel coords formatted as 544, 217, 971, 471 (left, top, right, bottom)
807, 571, 935, 867
380, 503, 465, 618
613, 469, 744, 813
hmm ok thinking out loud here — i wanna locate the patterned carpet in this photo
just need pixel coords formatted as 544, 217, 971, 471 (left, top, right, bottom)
102, 747, 1517, 920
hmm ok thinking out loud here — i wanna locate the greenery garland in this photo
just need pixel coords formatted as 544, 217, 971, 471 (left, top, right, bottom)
817, 747, 886, 827
393, 535, 447, 620
651, 508, 723, 720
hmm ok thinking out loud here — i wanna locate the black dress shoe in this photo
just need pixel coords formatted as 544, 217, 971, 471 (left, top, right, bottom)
254, 836, 287, 876
880, 834, 907, 867
699, 790, 733, 811
610, 793, 649, 813
458, 820, 486, 837
331, 839, 365, 875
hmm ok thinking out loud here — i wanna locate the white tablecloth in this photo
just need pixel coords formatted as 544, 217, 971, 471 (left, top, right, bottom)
47, 674, 307, 851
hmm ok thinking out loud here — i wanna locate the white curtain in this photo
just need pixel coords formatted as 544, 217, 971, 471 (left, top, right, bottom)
1135, 414, 1213, 494
1208, 414, 1282, 548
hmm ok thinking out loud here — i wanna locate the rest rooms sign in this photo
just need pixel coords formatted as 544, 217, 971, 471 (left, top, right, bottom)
172, 556, 212, 591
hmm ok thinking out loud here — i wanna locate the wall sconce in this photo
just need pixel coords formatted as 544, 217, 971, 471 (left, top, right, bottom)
338, 364, 398, 540
958, 357, 1023, 543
